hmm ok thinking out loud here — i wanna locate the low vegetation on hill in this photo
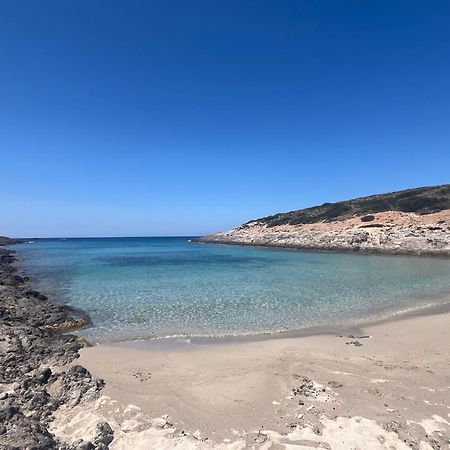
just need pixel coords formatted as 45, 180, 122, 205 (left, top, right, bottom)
249, 184, 450, 227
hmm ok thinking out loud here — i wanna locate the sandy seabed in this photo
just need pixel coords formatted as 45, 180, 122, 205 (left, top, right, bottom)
51, 311, 450, 449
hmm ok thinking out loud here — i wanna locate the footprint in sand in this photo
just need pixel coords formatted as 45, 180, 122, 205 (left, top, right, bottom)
131, 371, 152, 382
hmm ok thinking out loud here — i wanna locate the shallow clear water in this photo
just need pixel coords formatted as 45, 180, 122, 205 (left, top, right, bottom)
11, 237, 450, 343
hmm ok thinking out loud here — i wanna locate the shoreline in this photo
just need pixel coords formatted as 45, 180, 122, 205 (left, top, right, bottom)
197, 208, 450, 258
93, 295, 450, 349
6, 238, 450, 347
2, 237, 450, 448
11, 239, 450, 348
77, 309, 450, 449
0, 241, 114, 450
195, 236, 450, 258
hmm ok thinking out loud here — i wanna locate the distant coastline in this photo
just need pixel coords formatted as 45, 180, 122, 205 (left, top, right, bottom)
196, 230, 450, 257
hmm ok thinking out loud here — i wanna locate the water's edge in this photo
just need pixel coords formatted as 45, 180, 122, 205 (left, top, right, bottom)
109, 295, 450, 350
194, 237, 450, 258
0, 244, 111, 449
9, 243, 450, 349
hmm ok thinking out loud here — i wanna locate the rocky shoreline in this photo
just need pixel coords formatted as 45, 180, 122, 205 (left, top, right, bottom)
199, 185, 450, 257
199, 210, 450, 257
2, 238, 448, 449
0, 238, 113, 450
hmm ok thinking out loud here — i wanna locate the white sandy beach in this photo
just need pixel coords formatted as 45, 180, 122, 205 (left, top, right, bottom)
51, 310, 450, 449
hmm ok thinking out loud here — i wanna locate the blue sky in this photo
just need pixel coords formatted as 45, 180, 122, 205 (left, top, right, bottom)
1, 1, 449, 237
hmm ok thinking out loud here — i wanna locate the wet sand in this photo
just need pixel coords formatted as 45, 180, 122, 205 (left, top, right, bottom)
53, 309, 450, 449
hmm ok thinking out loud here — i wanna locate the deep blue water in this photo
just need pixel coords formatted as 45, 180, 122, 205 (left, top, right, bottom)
11, 237, 450, 343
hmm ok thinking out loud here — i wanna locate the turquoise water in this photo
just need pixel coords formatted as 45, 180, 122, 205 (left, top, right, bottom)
11, 237, 450, 343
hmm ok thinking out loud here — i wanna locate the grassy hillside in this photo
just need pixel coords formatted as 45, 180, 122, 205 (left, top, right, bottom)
249, 184, 450, 227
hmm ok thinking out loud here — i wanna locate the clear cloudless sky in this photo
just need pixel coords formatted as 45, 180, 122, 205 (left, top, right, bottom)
1, 1, 449, 237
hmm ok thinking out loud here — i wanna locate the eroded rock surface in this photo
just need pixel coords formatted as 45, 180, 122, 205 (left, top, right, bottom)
200, 210, 450, 256
0, 245, 112, 450
200, 186, 450, 256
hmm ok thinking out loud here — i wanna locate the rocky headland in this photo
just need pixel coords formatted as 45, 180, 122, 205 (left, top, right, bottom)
199, 185, 450, 256
0, 239, 113, 450
0, 237, 23, 246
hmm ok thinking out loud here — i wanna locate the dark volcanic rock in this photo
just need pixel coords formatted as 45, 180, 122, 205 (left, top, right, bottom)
26, 289, 49, 302
51, 366, 105, 408
0, 242, 113, 450
94, 422, 114, 447
0, 406, 58, 450
37, 368, 53, 385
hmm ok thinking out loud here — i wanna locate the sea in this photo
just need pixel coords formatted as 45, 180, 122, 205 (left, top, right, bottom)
10, 237, 450, 344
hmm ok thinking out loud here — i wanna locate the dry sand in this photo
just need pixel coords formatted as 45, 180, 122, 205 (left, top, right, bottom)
52, 311, 450, 449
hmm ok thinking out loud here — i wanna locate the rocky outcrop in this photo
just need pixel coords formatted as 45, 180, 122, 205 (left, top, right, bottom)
0, 236, 24, 246
0, 244, 112, 450
199, 186, 450, 256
